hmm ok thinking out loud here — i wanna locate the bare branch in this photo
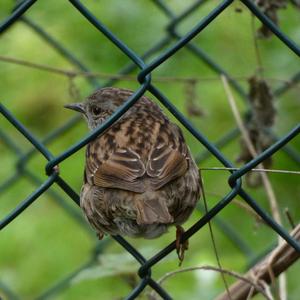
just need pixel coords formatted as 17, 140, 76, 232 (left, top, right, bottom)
215, 224, 300, 300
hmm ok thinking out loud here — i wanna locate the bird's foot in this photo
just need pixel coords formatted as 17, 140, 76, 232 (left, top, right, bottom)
176, 225, 189, 266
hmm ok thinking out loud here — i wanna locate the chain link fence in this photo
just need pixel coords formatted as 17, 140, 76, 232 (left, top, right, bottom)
0, 0, 299, 299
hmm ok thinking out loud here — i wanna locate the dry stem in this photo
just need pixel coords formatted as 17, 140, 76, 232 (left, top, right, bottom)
215, 224, 300, 300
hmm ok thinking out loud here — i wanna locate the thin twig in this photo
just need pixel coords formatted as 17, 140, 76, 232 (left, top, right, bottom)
0, 55, 299, 85
148, 265, 272, 300
221, 75, 286, 300
200, 173, 233, 300
251, 14, 264, 77
199, 167, 300, 175
200, 189, 263, 222
231, 199, 263, 222
284, 208, 295, 229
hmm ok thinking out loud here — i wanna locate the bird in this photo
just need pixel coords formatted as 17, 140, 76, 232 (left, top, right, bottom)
65, 87, 201, 262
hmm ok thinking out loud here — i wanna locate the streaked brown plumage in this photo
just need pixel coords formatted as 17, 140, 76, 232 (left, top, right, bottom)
65, 87, 201, 260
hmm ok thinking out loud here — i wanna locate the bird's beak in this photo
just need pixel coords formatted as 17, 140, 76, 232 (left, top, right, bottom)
64, 102, 85, 114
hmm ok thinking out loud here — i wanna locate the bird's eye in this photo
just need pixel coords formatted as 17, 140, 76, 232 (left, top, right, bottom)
92, 106, 102, 115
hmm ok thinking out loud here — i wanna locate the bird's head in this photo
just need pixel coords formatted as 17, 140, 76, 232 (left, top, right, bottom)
64, 87, 134, 130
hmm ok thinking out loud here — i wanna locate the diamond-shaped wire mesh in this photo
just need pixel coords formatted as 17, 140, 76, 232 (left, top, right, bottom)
0, 0, 299, 299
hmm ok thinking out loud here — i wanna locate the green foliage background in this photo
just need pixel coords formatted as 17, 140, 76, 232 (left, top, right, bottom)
0, 1, 299, 299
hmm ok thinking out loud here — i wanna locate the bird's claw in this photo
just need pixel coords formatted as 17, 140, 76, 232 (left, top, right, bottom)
176, 225, 189, 266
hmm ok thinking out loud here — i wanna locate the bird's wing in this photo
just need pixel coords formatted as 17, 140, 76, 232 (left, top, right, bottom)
136, 124, 189, 224
87, 145, 147, 193
146, 127, 189, 190
86, 122, 189, 194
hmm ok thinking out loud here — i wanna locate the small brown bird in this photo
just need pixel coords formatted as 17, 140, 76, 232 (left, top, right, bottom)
65, 87, 201, 262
